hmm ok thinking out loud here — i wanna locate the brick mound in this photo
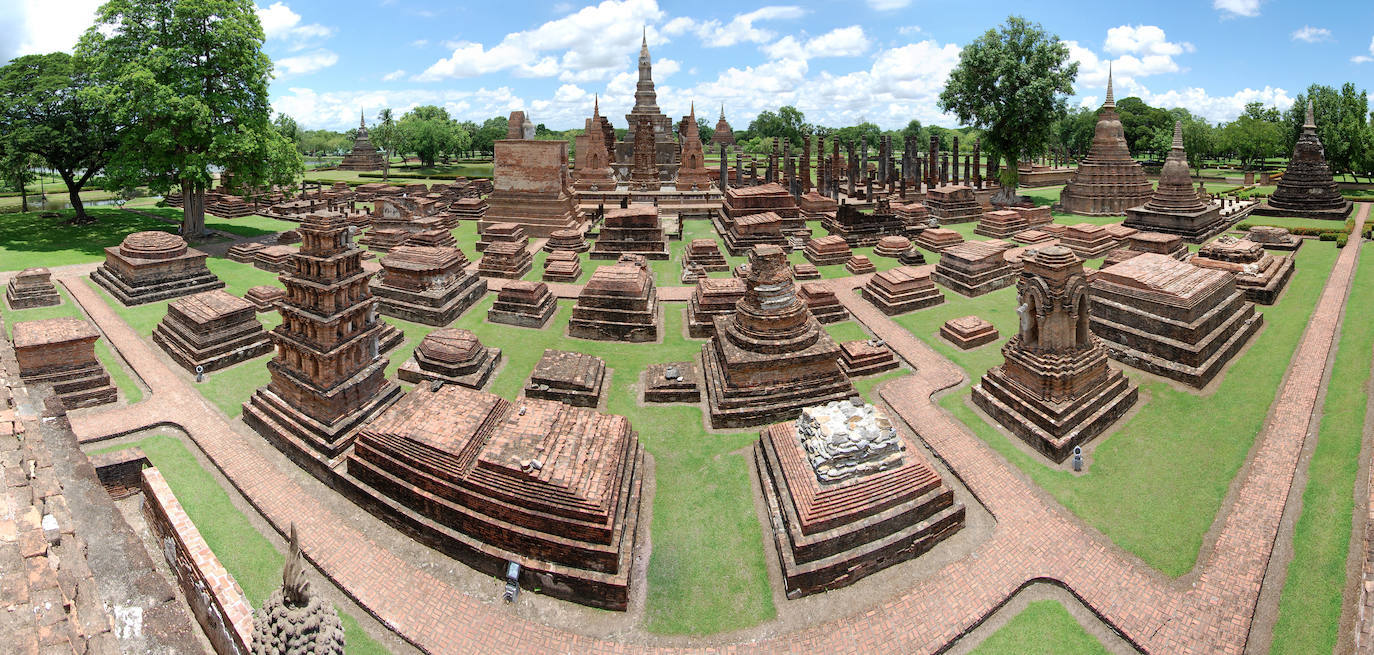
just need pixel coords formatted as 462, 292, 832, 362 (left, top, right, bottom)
873, 236, 911, 259
643, 362, 701, 403
792, 263, 821, 280
226, 242, 266, 263
1091, 253, 1263, 388
568, 262, 659, 343
6, 267, 60, 310
91, 231, 224, 306
721, 211, 787, 256
244, 286, 284, 313
844, 256, 876, 275
372, 246, 487, 326
933, 240, 1016, 297
897, 246, 927, 266
913, 228, 963, 253
344, 384, 644, 610
923, 185, 983, 224
863, 266, 945, 316
476, 241, 533, 280
754, 404, 964, 598
152, 290, 272, 374
488, 280, 557, 329
253, 245, 297, 272
13, 317, 117, 409
523, 349, 606, 408
544, 228, 589, 253
701, 245, 855, 428
1059, 223, 1120, 260
1246, 226, 1301, 251
974, 210, 1029, 239
803, 235, 851, 266
1190, 236, 1295, 305
542, 250, 583, 283
821, 204, 905, 247
397, 328, 501, 390
838, 340, 898, 377
799, 282, 849, 324
683, 238, 729, 272
476, 222, 527, 253
1014, 229, 1055, 245
939, 316, 999, 349
590, 205, 669, 260
688, 277, 746, 338
1012, 205, 1052, 226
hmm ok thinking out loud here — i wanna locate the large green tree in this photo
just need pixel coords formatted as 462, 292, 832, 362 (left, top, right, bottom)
747, 106, 810, 148
373, 108, 398, 179
0, 52, 122, 222
1286, 83, 1369, 175
470, 116, 508, 155
0, 140, 40, 213
1220, 115, 1283, 171
397, 105, 470, 168
938, 15, 1077, 202
79, 0, 301, 237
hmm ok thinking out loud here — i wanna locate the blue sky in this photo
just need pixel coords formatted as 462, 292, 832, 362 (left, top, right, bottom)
4, 0, 1373, 131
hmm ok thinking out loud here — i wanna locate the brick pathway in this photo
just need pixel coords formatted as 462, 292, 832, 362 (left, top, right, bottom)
59, 204, 1366, 654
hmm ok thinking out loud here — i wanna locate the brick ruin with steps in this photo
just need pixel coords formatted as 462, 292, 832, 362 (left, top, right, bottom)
523, 349, 607, 408
701, 245, 855, 428
1058, 223, 1121, 259
642, 361, 701, 403
972, 245, 1139, 462
862, 266, 945, 316
688, 276, 747, 338
1124, 122, 1228, 242
483, 139, 580, 237
487, 280, 558, 329
838, 340, 898, 377
477, 240, 534, 280
873, 236, 911, 259
799, 282, 849, 324
1190, 235, 1295, 305
913, 228, 963, 253
12, 317, 117, 409
974, 210, 1029, 239
940, 315, 1000, 349
1057, 73, 1154, 216
244, 285, 285, 313
397, 328, 501, 390
590, 205, 669, 260
933, 240, 1016, 297
371, 245, 487, 326
754, 400, 964, 598
91, 231, 224, 306
152, 289, 273, 374
1091, 253, 1264, 388
844, 255, 876, 275
342, 384, 644, 610
568, 257, 659, 342
543, 250, 583, 283
5, 267, 60, 310
922, 185, 983, 224
803, 235, 852, 266
544, 228, 589, 253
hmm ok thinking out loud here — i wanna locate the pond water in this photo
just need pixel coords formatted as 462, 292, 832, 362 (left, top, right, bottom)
0, 195, 161, 214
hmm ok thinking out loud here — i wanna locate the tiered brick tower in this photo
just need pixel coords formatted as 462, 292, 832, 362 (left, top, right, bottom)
701, 245, 855, 428
972, 245, 1138, 462
615, 31, 677, 180
243, 211, 402, 476
589, 205, 669, 260
628, 117, 660, 190
1124, 122, 1225, 241
1057, 72, 1153, 216
1254, 100, 1353, 219
676, 103, 713, 191
338, 111, 386, 171
91, 231, 224, 305
710, 103, 735, 147
574, 96, 618, 191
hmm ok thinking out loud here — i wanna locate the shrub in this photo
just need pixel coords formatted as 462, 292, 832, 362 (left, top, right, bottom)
1319, 232, 1337, 242
1336, 234, 1348, 248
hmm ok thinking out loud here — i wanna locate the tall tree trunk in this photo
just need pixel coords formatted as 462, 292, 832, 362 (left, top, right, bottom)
991, 152, 1020, 206
181, 180, 207, 238
59, 171, 87, 222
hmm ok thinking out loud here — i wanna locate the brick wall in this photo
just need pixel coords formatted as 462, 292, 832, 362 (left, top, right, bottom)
90, 447, 149, 500
140, 467, 253, 655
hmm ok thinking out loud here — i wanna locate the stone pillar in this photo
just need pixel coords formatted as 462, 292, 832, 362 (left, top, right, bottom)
964, 157, 972, 187
927, 136, 939, 190
719, 144, 728, 191
847, 145, 856, 197
801, 134, 813, 192
972, 139, 982, 190
860, 137, 869, 186
941, 154, 949, 184
952, 136, 960, 185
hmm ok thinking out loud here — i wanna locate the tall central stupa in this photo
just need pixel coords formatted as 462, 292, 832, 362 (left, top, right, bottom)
614, 29, 679, 180
1057, 70, 1154, 216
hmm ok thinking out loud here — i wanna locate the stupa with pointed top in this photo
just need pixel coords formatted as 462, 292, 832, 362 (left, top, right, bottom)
711, 103, 736, 147
613, 30, 679, 180
338, 111, 386, 171
676, 103, 713, 190
574, 96, 617, 190
1254, 100, 1353, 220
1124, 121, 1226, 242
1057, 71, 1154, 216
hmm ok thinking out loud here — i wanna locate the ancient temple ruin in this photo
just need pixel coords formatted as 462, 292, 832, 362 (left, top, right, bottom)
337, 111, 386, 171
676, 103, 714, 191
568, 258, 659, 342
1190, 236, 1295, 305
701, 245, 855, 427
1124, 122, 1226, 241
1254, 100, 1353, 219
152, 290, 272, 374
12, 317, 118, 409
613, 32, 678, 180
972, 245, 1138, 461
1057, 72, 1153, 216
397, 328, 501, 390
371, 245, 487, 325
91, 231, 224, 305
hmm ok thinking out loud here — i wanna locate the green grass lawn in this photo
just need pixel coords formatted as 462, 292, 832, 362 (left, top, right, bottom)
892, 241, 1340, 576
1240, 216, 1353, 232
0, 208, 181, 270
968, 600, 1109, 654
1270, 239, 1374, 653
91, 434, 389, 654
2, 284, 144, 404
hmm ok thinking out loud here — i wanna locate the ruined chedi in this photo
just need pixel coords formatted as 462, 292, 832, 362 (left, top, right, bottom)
676, 103, 714, 191
243, 211, 403, 475
573, 96, 618, 191
710, 103, 736, 148
337, 110, 386, 171
1057, 70, 1153, 216
1124, 122, 1225, 241
615, 30, 677, 180
1254, 100, 1353, 219
971, 245, 1138, 462
701, 245, 855, 428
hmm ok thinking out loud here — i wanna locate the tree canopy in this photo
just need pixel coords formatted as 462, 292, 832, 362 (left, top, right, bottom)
397, 105, 472, 167
747, 106, 811, 148
938, 14, 1077, 198
79, 0, 301, 236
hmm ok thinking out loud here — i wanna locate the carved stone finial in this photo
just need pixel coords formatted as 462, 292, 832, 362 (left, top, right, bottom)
250, 523, 346, 655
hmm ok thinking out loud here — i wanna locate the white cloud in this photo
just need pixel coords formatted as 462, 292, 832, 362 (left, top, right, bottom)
670, 6, 806, 48
1069, 26, 1194, 99
1136, 85, 1292, 123
1104, 25, 1193, 57
1291, 26, 1331, 43
1353, 36, 1374, 63
416, 0, 664, 82
256, 2, 334, 51
897, 25, 923, 36
867, 0, 912, 9
275, 50, 338, 76
273, 86, 526, 130
0, 0, 103, 62
1214, 0, 1261, 17
806, 26, 868, 57
410, 39, 428, 48
762, 35, 806, 61
382, 69, 406, 81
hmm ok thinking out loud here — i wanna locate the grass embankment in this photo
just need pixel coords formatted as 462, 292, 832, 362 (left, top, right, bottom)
969, 600, 1109, 655
891, 241, 1340, 576
91, 434, 389, 654
1270, 236, 1373, 653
